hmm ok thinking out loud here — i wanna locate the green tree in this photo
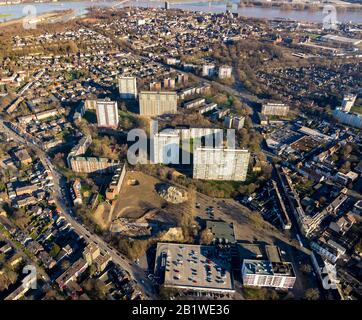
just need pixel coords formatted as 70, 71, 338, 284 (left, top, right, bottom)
304, 288, 320, 300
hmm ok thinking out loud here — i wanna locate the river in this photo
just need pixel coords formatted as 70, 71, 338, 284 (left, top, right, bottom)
0, 0, 361, 24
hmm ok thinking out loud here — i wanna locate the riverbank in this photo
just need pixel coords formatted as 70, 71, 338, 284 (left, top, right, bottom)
167, 0, 221, 2
0, 0, 99, 5
1, 1, 362, 23
0, 9, 73, 27
239, 1, 362, 11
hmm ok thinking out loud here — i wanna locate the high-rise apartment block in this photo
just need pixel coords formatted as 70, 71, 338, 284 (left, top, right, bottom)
118, 76, 138, 99
261, 103, 289, 117
95, 99, 119, 129
341, 93, 357, 112
151, 127, 224, 165
202, 64, 216, 77
224, 115, 245, 130
163, 77, 176, 89
193, 147, 250, 181
218, 65, 232, 79
152, 130, 180, 164
149, 82, 162, 91
177, 73, 188, 85
139, 91, 177, 116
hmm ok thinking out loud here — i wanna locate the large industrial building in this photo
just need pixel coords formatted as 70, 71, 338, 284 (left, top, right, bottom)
139, 91, 177, 116
193, 147, 250, 181
118, 76, 138, 99
95, 99, 119, 129
154, 243, 235, 293
261, 102, 289, 117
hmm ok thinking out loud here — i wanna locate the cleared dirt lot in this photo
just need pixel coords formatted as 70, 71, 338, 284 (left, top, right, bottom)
112, 171, 167, 219
195, 193, 281, 243
109, 171, 189, 231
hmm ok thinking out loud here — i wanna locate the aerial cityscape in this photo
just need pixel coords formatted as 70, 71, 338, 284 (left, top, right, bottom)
0, 0, 361, 305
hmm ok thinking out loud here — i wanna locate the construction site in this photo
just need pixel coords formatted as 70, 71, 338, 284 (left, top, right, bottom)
93, 171, 190, 239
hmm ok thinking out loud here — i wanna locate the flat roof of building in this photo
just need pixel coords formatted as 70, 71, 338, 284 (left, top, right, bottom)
243, 259, 274, 275
206, 220, 235, 244
238, 244, 283, 262
96, 99, 117, 104
155, 130, 179, 137
73, 156, 120, 163
140, 91, 177, 95
265, 245, 282, 263
321, 34, 362, 45
195, 147, 249, 153
298, 126, 331, 140
263, 102, 288, 106
243, 259, 295, 277
238, 243, 264, 260
155, 243, 234, 293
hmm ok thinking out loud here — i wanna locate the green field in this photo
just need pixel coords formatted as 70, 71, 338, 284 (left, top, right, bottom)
0, 14, 12, 18
351, 105, 362, 115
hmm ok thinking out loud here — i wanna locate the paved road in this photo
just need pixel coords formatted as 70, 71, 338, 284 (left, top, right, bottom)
0, 118, 158, 299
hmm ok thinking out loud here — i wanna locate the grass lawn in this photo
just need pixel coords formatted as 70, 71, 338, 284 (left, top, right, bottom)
305, 33, 320, 40
351, 105, 362, 115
